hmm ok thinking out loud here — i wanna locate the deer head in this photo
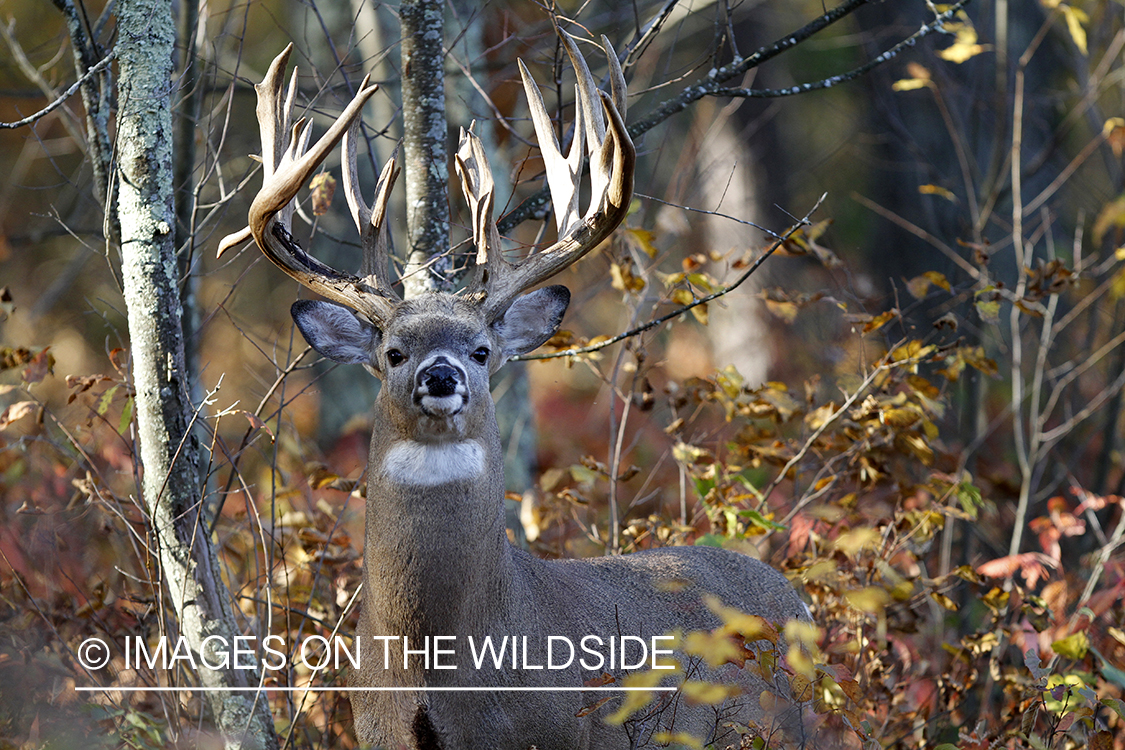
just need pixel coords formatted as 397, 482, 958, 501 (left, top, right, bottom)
218, 37, 633, 411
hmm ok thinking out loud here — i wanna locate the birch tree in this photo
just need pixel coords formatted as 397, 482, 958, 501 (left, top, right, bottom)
110, 0, 277, 747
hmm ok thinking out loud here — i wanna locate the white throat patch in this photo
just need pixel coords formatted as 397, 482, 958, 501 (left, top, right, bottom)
382, 440, 485, 486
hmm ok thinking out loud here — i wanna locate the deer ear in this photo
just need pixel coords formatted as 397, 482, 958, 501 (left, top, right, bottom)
291, 300, 382, 365
493, 285, 570, 357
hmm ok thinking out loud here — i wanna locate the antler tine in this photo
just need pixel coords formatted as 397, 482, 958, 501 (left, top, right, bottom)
343, 120, 401, 296
470, 35, 634, 321
455, 124, 505, 287
222, 44, 399, 326
517, 59, 584, 237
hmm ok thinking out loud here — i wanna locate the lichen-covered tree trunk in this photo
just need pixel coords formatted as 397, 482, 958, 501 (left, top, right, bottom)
115, 1, 277, 747
400, 0, 451, 295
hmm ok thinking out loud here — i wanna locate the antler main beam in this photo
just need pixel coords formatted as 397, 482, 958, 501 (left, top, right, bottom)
456, 33, 635, 320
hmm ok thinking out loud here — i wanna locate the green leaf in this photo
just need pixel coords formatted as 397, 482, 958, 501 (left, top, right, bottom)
1051, 631, 1090, 660
1102, 697, 1125, 720
738, 508, 787, 532
118, 396, 134, 435
96, 384, 119, 416
694, 534, 725, 548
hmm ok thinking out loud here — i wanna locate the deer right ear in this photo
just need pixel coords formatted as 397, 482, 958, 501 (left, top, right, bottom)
291, 300, 382, 365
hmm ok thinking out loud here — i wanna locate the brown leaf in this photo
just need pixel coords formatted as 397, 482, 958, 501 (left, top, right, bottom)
681, 254, 707, 272
22, 348, 53, 384
0, 346, 34, 371
574, 696, 614, 718
241, 410, 275, 441
976, 552, 1057, 587
0, 401, 38, 430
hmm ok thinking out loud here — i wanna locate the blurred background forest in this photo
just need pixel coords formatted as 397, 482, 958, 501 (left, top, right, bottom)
1, 0, 1124, 747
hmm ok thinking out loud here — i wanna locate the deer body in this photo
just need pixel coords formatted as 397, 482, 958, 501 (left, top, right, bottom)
223, 39, 812, 750
292, 292, 811, 749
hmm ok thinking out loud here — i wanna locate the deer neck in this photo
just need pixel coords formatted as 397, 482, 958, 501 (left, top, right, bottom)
361, 396, 514, 640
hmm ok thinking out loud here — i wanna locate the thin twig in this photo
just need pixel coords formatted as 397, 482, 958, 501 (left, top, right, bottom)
514, 194, 826, 361
0, 50, 117, 129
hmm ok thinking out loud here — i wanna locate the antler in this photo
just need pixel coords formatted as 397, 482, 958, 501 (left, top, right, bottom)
455, 33, 635, 321
217, 44, 401, 326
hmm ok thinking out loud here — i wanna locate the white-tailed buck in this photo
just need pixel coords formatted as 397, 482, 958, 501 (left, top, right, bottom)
221, 36, 812, 750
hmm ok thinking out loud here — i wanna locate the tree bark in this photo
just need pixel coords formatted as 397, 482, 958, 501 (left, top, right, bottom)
400, 0, 452, 295
116, 1, 277, 747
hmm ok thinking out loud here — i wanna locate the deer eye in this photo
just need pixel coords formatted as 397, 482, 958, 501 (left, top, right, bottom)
386, 349, 407, 367
471, 347, 490, 365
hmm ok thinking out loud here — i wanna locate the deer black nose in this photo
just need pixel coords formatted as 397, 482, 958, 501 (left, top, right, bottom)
422, 363, 461, 398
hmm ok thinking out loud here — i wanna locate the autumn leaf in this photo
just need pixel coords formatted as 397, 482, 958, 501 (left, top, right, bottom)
1051, 631, 1090, 660
863, 309, 899, 333
309, 172, 336, 216
651, 731, 702, 750
610, 262, 645, 293
604, 668, 674, 725
0, 401, 38, 430
918, 184, 956, 202
937, 16, 989, 63
977, 552, 1057, 588
683, 630, 748, 668
1105, 117, 1125, 158
974, 292, 1001, 324
893, 77, 932, 92
844, 587, 891, 614
626, 227, 657, 258
680, 680, 740, 705
1060, 4, 1089, 55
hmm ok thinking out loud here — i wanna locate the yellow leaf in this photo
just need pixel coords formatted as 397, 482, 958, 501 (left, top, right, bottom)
671, 288, 694, 307
975, 296, 1000, 324
844, 586, 891, 614
918, 184, 957, 201
604, 668, 673, 725
690, 302, 709, 325
626, 227, 657, 258
892, 78, 932, 92
1061, 5, 1088, 55
833, 527, 881, 557
937, 21, 989, 64
1051, 631, 1090, 660
682, 630, 745, 668
680, 680, 741, 705
931, 592, 959, 611
790, 673, 814, 702
651, 732, 703, 750
1094, 196, 1125, 246
764, 299, 798, 323
703, 595, 779, 644
923, 270, 951, 292
863, 308, 899, 333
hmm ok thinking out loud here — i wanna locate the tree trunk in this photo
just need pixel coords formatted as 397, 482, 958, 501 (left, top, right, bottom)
400, 0, 451, 295
116, 1, 278, 747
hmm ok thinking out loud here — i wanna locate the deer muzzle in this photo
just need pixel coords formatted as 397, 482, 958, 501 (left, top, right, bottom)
414, 356, 468, 417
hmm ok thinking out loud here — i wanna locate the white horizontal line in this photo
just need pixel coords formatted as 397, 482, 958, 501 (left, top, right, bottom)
75, 686, 677, 693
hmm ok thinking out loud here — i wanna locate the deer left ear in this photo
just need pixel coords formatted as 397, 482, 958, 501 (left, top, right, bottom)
493, 285, 570, 357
